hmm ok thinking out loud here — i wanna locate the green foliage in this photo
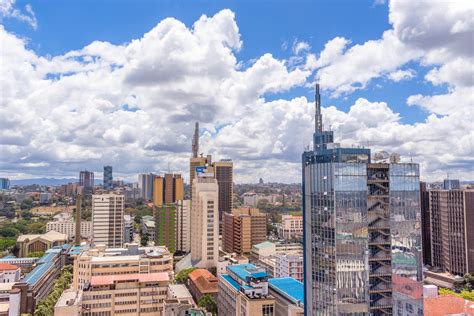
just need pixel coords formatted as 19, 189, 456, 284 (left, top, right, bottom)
34, 265, 73, 316
439, 287, 474, 300
198, 294, 218, 315
140, 234, 149, 246
20, 198, 34, 210
26, 221, 46, 234
134, 205, 153, 218
134, 214, 142, 225
28, 251, 45, 258
453, 273, 474, 292
175, 268, 196, 284
0, 226, 20, 237
0, 237, 16, 252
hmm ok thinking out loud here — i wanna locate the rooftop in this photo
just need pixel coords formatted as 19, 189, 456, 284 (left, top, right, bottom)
0, 262, 20, 271
227, 264, 268, 282
23, 248, 63, 285
221, 274, 241, 291
189, 269, 218, 293
17, 230, 67, 243
268, 277, 304, 305
425, 295, 474, 316
252, 241, 275, 250
90, 272, 169, 286
168, 284, 193, 299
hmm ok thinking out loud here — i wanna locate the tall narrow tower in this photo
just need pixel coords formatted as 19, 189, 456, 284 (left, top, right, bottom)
75, 194, 81, 246
192, 122, 199, 158
315, 82, 322, 133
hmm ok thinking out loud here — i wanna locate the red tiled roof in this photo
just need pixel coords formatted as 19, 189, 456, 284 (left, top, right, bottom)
188, 269, 213, 282
425, 295, 474, 316
188, 269, 218, 294
90, 272, 169, 286
0, 263, 20, 271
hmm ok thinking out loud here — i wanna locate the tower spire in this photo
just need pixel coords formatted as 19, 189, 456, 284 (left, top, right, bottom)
315, 79, 323, 133
192, 122, 199, 158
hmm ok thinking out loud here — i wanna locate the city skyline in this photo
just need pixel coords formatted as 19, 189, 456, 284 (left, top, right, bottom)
1, 0, 472, 184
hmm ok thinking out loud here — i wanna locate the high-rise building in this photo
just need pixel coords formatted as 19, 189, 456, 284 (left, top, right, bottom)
190, 156, 211, 194
212, 160, 234, 232
155, 205, 176, 253
191, 173, 219, 268
223, 207, 267, 255
79, 170, 94, 194
92, 194, 124, 247
421, 184, 474, 276
443, 179, 461, 190
0, 178, 10, 190
103, 165, 113, 190
303, 83, 423, 315
176, 199, 191, 253
139, 173, 155, 201
218, 263, 275, 316
192, 121, 199, 158
153, 174, 184, 206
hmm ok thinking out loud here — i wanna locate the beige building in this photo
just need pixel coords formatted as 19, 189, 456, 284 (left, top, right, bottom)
92, 194, 124, 247
73, 244, 173, 291
191, 174, 219, 268
277, 215, 303, 240
46, 219, 92, 241
176, 200, 191, 253
223, 208, 267, 254
189, 155, 211, 194
16, 230, 67, 257
153, 174, 184, 206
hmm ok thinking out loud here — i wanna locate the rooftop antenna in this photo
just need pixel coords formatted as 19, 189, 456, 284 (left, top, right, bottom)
192, 122, 199, 158
315, 77, 323, 133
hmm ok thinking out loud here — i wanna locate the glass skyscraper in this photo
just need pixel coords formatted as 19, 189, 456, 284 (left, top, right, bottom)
103, 165, 113, 190
303, 84, 423, 315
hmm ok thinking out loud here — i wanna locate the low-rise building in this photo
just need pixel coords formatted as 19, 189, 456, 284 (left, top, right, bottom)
163, 298, 210, 316
268, 278, 304, 316
187, 269, 218, 303
250, 242, 303, 278
276, 215, 303, 240
124, 214, 133, 244
0, 263, 20, 283
274, 254, 303, 282
167, 284, 194, 305
0, 257, 38, 274
218, 264, 275, 316
16, 230, 67, 257
46, 219, 92, 241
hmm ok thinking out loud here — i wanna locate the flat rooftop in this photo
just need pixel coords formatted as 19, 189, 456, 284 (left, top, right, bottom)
55, 289, 80, 308
90, 272, 169, 286
227, 264, 268, 281
168, 284, 193, 299
268, 277, 304, 304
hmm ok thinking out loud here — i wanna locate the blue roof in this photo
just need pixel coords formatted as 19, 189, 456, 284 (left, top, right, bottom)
268, 277, 304, 305
69, 245, 89, 255
23, 249, 61, 285
222, 274, 240, 291
227, 264, 268, 281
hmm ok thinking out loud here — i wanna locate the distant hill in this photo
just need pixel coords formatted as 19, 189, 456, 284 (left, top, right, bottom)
10, 178, 102, 186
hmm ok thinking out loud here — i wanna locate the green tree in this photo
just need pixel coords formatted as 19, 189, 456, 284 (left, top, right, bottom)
174, 268, 196, 284
0, 227, 20, 237
134, 214, 142, 225
28, 251, 45, 258
140, 234, 149, 246
34, 265, 72, 316
198, 294, 218, 315
20, 198, 34, 210
0, 238, 16, 252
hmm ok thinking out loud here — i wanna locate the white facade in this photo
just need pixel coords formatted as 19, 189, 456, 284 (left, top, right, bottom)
277, 215, 303, 240
138, 173, 155, 200
191, 175, 219, 268
46, 220, 92, 240
0, 266, 20, 283
176, 200, 191, 253
274, 254, 304, 282
92, 194, 124, 248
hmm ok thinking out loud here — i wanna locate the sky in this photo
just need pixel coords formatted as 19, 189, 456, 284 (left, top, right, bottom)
0, 0, 473, 183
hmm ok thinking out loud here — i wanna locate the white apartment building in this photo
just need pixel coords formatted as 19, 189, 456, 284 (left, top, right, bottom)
92, 194, 124, 248
191, 175, 219, 269
0, 263, 21, 283
176, 200, 191, 253
277, 215, 303, 240
274, 254, 304, 282
46, 220, 92, 240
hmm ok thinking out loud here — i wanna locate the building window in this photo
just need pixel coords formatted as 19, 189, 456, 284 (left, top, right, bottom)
262, 304, 274, 316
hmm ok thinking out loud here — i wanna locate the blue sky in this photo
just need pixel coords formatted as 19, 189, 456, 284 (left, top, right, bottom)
0, 0, 472, 182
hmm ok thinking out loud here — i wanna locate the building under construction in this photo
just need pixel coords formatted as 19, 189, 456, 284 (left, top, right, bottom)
303, 83, 423, 315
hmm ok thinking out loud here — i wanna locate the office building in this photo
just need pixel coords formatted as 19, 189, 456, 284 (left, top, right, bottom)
155, 206, 176, 253
274, 254, 303, 282
72, 244, 173, 291
212, 160, 234, 230
0, 178, 9, 190
250, 242, 303, 278
190, 156, 211, 194
303, 83, 423, 315
103, 165, 113, 190
123, 214, 133, 244
46, 219, 92, 241
443, 179, 460, 190
16, 230, 67, 257
153, 174, 184, 206
138, 173, 155, 201
141, 217, 156, 243
223, 207, 267, 255
176, 200, 191, 253
218, 263, 275, 316
187, 269, 218, 303
422, 184, 474, 276
92, 194, 124, 248
191, 174, 219, 268
79, 170, 94, 194
268, 278, 304, 316
277, 215, 303, 240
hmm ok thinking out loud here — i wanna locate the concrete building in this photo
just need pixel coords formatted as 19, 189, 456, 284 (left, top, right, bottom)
223, 207, 267, 255
16, 230, 67, 257
153, 174, 184, 206
58, 182, 82, 197
38, 192, 52, 204
175, 200, 191, 253
0, 178, 9, 191
103, 165, 113, 190
212, 159, 233, 231
190, 156, 211, 194
274, 254, 303, 282
217, 255, 249, 275
187, 269, 218, 303
218, 263, 275, 316
142, 219, 155, 243
155, 206, 176, 253
72, 244, 173, 291
123, 214, 133, 244
422, 184, 474, 276
277, 215, 303, 240
92, 194, 124, 247
79, 170, 94, 194
191, 174, 219, 268
0, 263, 20, 283
138, 173, 156, 201
46, 219, 92, 241
268, 277, 304, 316
167, 284, 194, 304
303, 83, 424, 314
